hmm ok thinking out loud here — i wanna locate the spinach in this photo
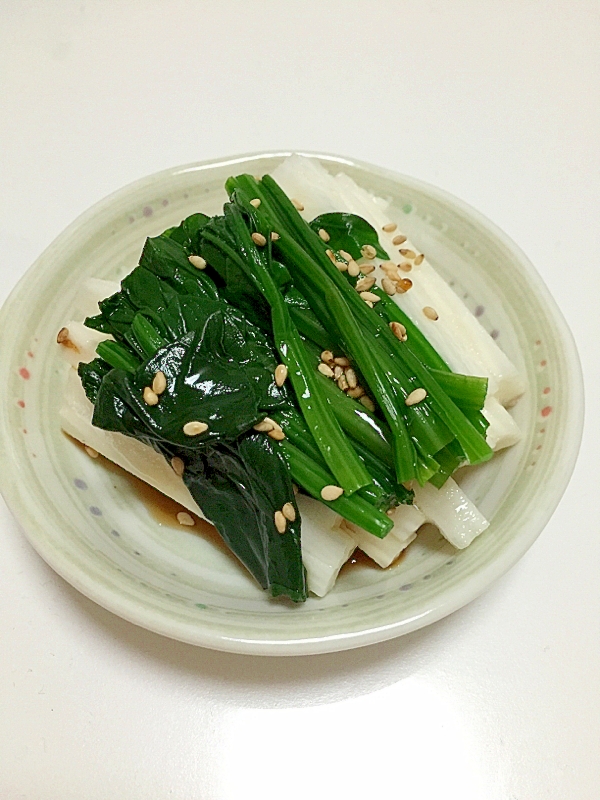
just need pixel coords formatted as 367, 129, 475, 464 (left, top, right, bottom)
309, 212, 389, 261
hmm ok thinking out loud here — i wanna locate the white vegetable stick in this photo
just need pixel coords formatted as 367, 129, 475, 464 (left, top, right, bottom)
57, 320, 113, 368
271, 155, 525, 407
482, 395, 522, 451
412, 478, 489, 549
343, 503, 425, 568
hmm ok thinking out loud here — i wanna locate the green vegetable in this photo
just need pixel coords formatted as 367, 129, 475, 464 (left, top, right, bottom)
309, 212, 390, 261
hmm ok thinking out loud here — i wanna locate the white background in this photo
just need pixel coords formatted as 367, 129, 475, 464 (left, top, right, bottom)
1, 3, 599, 798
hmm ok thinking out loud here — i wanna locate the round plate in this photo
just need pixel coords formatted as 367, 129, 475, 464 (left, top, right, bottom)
0, 152, 583, 655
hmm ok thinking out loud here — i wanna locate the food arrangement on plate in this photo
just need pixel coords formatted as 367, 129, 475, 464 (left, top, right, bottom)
56, 155, 525, 603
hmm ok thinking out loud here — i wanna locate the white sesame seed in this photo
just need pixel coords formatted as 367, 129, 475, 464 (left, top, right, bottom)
381, 261, 396, 271
263, 417, 282, 431
339, 250, 353, 262
275, 363, 288, 387
291, 198, 304, 211
423, 306, 439, 320
360, 244, 377, 260
345, 368, 358, 389
382, 278, 397, 296
253, 419, 274, 432
177, 511, 195, 527
282, 502, 296, 522
389, 321, 408, 341
85, 445, 99, 459
399, 262, 412, 272
152, 370, 167, 395
321, 350, 335, 364
392, 235, 407, 246
271, 231, 280, 241
250, 198, 261, 208
360, 395, 376, 411
318, 228, 330, 242
337, 374, 349, 391
318, 362, 335, 378
56, 327, 69, 344
355, 276, 376, 292
274, 510, 287, 533
382, 223, 397, 233
336, 261, 348, 272
347, 386, 365, 399
414, 253, 425, 265
183, 421, 208, 436
171, 456, 185, 476
251, 232, 267, 246
399, 249, 416, 259
360, 291, 380, 303
333, 365, 344, 380
347, 260, 361, 277
321, 485, 344, 501
188, 255, 207, 270
365, 300, 374, 308
359, 263, 376, 275
268, 428, 286, 441
143, 386, 159, 406
405, 388, 427, 406
334, 357, 350, 367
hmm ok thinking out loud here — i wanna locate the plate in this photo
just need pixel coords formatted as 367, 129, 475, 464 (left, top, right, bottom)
0, 152, 583, 655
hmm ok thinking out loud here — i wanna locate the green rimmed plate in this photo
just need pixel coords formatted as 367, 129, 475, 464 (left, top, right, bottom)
0, 152, 583, 655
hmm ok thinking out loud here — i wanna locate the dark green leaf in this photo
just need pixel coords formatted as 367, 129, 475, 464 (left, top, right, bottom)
309, 212, 389, 261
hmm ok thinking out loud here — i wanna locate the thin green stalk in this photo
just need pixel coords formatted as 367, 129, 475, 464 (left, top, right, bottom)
96, 340, 140, 373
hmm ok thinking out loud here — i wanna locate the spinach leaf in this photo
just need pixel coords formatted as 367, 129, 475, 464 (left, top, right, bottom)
163, 212, 211, 254
309, 212, 389, 261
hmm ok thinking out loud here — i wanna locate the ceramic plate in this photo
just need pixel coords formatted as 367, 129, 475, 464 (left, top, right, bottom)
0, 152, 583, 655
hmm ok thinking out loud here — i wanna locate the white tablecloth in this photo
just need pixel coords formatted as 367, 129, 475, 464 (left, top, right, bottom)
2, 3, 598, 798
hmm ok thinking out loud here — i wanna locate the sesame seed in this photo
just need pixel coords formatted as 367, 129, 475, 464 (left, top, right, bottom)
183, 421, 208, 436
282, 502, 296, 522
56, 327, 69, 344
347, 260, 360, 277
392, 235, 407, 246
143, 387, 159, 406
337, 374, 349, 391
389, 321, 408, 341
347, 386, 365, 399
345, 368, 358, 389
334, 357, 350, 366
399, 262, 412, 272
360, 395, 376, 411
336, 261, 348, 272
360, 291, 380, 303
253, 419, 275, 432
339, 250, 353, 262
318, 228, 330, 242
188, 255, 207, 270
399, 249, 416, 259
333, 365, 344, 380
251, 232, 267, 247
291, 198, 304, 211
365, 301, 374, 308
85, 445, 99, 459
414, 253, 425, 265
268, 428, 286, 441
405, 388, 427, 406
355, 276, 376, 292
171, 456, 185, 476
152, 370, 167, 395
382, 278, 397, 296
275, 363, 288, 387
177, 511, 195, 527
382, 223, 397, 233
423, 306, 439, 320
397, 278, 413, 293
271, 231, 280, 241
360, 244, 377, 260
250, 198, 261, 208
321, 350, 335, 364
318, 362, 335, 378
321, 485, 344, 501
359, 263, 376, 275
274, 510, 287, 533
